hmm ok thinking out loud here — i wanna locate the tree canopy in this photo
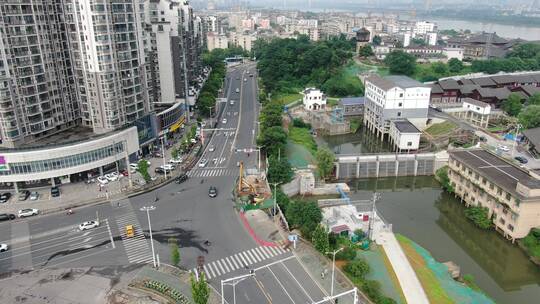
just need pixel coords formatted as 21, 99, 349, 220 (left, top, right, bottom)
519, 105, 540, 129
448, 58, 464, 73
267, 156, 294, 184
285, 200, 322, 239
316, 148, 335, 180
384, 50, 417, 76
358, 45, 374, 57
257, 126, 287, 157
501, 93, 523, 117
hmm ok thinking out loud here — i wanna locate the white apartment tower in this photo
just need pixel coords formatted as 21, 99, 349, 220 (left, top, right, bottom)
64, 0, 151, 134
0, 1, 81, 147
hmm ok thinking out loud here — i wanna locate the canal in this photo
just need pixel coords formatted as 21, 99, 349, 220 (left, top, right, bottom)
317, 126, 392, 155
346, 176, 540, 304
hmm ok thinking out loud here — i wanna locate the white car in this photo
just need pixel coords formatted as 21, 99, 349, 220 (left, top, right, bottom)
29, 191, 39, 201
129, 163, 138, 171
162, 164, 175, 170
97, 176, 109, 185
222, 118, 227, 124
230, 100, 235, 105
199, 159, 208, 168
498, 145, 510, 152
105, 172, 119, 181
208, 146, 215, 152
169, 157, 183, 164
0, 244, 7, 252
18, 208, 39, 218
79, 220, 100, 231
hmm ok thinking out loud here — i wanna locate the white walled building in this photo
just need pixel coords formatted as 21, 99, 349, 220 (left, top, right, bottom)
389, 120, 422, 151
427, 32, 438, 46
364, 75, 430, 140
443, 48, 465, 61
207, 32, 229, 50
230, 32, 256, 51
414, 21, 436, 35
302, 88, 327, 111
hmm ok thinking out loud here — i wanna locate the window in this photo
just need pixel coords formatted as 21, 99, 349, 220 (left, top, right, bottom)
399, 93, 403, 97
398, 102, 402, 107
499, 218, 505, 225
407, 141, 412, 146
508, 224, 514, 231
397, 112, 402, 117
506, 193, 511, 201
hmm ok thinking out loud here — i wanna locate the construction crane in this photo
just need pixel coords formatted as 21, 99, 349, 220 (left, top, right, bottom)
237, 161, 256, 196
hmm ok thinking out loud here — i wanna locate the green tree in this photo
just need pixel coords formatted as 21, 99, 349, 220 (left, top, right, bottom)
507, 43, 540, 60
372, 35, 382, 46
267, 156, 294, 184
260, 102, 283, 129
528, 93, 540, 106
436, 166, 454, 193
431, 62, 449, 76
344, 258, 370, 279
285, 200, 323, 239
464, 206, 492, 229
519, 105, 540, 129
335, 246, 357, 261
384, 50, 417, 76
411, 37, 426, 46
316, 148, 335, 180
169, 238, 180, 267
312, 225, 330, 254
258, 126, 287, 157
138, 159, 151, 182
190, 273, 210, 304
358, 45, 374, 57
171, 148, 179, 160
501, 93, 523, 116
448, 58, 464, 73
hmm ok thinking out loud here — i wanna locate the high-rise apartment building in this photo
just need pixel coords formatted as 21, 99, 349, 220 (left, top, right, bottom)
64, 0, 151, 134
0, 1, 81, 148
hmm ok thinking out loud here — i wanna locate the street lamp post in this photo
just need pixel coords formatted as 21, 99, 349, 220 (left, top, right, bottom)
326, 247, 344, 298
140, 205, 157, 267
221, 272, 255, 304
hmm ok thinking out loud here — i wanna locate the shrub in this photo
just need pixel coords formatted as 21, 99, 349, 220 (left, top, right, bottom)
464, 206, 492, 229
344, 258, 370, 279
335, 246, 357, 261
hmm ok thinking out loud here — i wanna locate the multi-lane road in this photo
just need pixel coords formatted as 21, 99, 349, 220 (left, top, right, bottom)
0, 63, 331, 304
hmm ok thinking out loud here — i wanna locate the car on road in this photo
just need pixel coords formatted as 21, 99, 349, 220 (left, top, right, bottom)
0, 193, 11, 203
213, 158, 218, 164
175, 174, 188, 184
230, 100, 234, 105
190, 138, 197, 144
208, 146, 215, 152
222, 118, 227, 124
0, 244, 8, 252
155, 166, 173, 174
515, 156, 529, 164
29, 191, 39, 201
51, 187, 60, 197
249, 74, 253, 77
244, 78, 247, 82
79, 220, 100, 231
18, 208, 39, 218
498, 145, 510, 152
153, 151, 163, 158
129, 163, 138, 172
235, 88, 240, 93
18, 190, 30, 201
97, 176, 109, 185
0, 213, 16, 222
199, 159, 208, 168
105, 172, 119, 181
208, 186, 218, 198
169, 157, 183, 164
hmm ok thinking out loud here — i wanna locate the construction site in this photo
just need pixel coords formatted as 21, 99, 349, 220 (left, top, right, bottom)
235, 161, 273, 209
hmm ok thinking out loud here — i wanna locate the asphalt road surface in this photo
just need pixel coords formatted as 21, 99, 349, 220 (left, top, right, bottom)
0, 63, 330, 304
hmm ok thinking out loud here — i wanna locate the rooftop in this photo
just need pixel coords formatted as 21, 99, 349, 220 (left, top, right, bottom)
523, 127, 540, 148
438, 79, 461, 90
392, 120, 421, 133
449, 149, 540, 198
471, 77, 496, 87
21, 126, 96, 148
339, 97, 365, 106
475, 87, 513, 100
462, 97, 490, 108
367, 75, 428, 91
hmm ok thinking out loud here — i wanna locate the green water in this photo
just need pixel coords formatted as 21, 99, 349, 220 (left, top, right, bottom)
346, 176, 540, 304
317, 126, 392, 155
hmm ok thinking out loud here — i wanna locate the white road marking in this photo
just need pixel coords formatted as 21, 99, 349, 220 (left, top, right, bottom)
203, 264, 213, 279
268, 266, 297, 304
279, 261, 314, 303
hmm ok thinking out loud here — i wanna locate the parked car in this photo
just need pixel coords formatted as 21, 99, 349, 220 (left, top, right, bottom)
169, 157, 183, 164
129, 163, 138, 173
163, 164, 175, 170
199, 159, 208, 168
249, 74, 253, 77
236, 88, 240, 93
0, 213, 16, 222
154, 167, 166, 174
498, 145, 510, 152
230, 100, 234, 105
208, 146, 215, 152
51, 187, 60, 197
18, 208, 39, 218
29, 191, 39, 201
208, 186, 218, 198
153, 151, 163, 158
120, 170, 129, 177
222, 118, 227, 124
175, 174, 188, 184
18, 190, 30, 201
479, 136, 487, 142
243, 78, 247, 82
105, 172, 119, 182
0, 193, 11, 203
97, 176, 109, 185
515, 156, 529, 164
0, 244, 7, 252
79, 220, 100, 231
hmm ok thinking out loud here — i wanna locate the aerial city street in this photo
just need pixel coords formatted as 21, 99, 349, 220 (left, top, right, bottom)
0, 0, 540, 304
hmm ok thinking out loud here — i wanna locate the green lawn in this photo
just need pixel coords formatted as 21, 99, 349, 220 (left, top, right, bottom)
425, 121, 458, 137
272, 92, 302, 105
327, 97, 339, 107
288, 127, 317, 155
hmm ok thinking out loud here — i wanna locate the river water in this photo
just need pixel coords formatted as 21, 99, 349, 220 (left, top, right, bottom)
430, 18, 540, 41
346, 176, 540, 304
316, 131, 540, 302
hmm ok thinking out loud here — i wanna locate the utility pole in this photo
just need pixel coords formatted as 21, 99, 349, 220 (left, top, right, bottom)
326, 247, 344, 298
270, 182, 281, 217
140, 205, 157, 267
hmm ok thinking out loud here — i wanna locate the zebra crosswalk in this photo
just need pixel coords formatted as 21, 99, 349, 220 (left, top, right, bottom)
192, 245, 290, 280
114, 206, 153, 264
187, 168, 237, 178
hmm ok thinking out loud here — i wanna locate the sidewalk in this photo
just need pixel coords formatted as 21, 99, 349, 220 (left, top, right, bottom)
242, 209, 285, 247
375, 231, 429, 304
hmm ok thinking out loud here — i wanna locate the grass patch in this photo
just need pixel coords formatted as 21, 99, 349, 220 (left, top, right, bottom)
289, 127, 317, 155
272, 92, 302, 105
425, 121, 458, 137
349, 118, 362, 133
327, 97, 339, 107
396, 234, 454, 304
487, 125, 506, 133
520, 229, 540, 259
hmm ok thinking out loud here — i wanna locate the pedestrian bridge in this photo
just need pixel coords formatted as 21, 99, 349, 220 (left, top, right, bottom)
335, 152, 448, 179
